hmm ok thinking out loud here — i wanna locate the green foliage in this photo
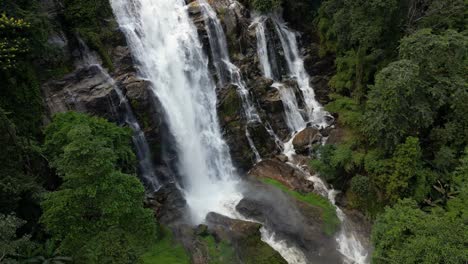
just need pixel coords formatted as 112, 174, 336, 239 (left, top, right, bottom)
262, 178, 339, 235
23, 240, 72, 264
141, 228, 190, 264
311, 143, 364, 184
61, 0, 116, 70
43, 112, 135, 173
0, 214, 33, 263
203, 235, 237, 264
0, 108, 42, 215
239, 231, 287, 264
0, 13, 30, 70
364, 60, 432, 151
325, 95, 363, 130
41, 112, 157, 264
385, 137, 433, 203
317, 0, 403, 97
372, 199, 468, 263
350, 175, 369, 201
418, 0, 466, 32
250, 0, 282, 13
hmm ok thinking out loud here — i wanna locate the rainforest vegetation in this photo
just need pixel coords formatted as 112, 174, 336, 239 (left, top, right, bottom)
0, 0, 466, 263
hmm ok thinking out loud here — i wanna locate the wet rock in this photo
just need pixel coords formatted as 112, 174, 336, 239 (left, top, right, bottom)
206, 212, 288, 264
42, 65, 119, 121
248, 122, 279, 158
236, 184, 343, 264
146, 183, 188, 225
248, 159, 314, 193
292, 127, 322, 154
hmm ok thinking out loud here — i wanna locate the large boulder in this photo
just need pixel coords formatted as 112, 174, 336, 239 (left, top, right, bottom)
292, 127, 322, 154
237, 180, 343, 264
248, 159, 314, 193
205, 212, 287, 264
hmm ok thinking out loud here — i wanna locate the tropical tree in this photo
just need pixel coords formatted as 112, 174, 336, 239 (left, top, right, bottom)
41, 112, 157, 264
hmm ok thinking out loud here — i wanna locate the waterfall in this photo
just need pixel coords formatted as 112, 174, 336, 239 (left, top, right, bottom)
253, 13, 369, 264
271, 15, 329, 128
78, 37, 160, 192
111, 0, 242, 224
253, 16, 306, 133
254, 16, 274, 80
199, 0, 265, 161
253, 15, 331, 131
271, 82, 306, 132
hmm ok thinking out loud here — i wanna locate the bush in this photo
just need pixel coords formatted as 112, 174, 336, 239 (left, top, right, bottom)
250, 0, 282, 13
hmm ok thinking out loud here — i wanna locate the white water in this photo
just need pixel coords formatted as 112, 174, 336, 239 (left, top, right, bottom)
271, 15, 329, 128
79, 38, 160, 191
254, 16, 274, 79
271, 82, 306, 132
260, 227, 308, 264
111, 0, 243, 224
200, 0, 266, 162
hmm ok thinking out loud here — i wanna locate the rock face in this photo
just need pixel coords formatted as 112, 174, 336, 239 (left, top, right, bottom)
42, 65, 119, 121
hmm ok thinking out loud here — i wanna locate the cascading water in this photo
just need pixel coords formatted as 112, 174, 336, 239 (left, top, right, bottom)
271, 82, 306, 132
111, 0, 242, 224
199, 0, 266, 162
254, 13, 369, 264
271, 15, 329, 128
253, 16, 306, 133
79, 39, 160, 191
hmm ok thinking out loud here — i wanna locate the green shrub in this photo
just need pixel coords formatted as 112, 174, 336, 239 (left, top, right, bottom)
250, 0, 282, 13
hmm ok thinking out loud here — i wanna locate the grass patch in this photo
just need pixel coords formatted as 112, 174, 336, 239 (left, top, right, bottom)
203, 235, 237, 264
262, 178, 340, 235
141, 227, 190, 264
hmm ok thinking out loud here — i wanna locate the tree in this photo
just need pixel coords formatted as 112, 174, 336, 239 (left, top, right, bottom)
0, 214, 32, 263
372, 199, 468, 263
41, 112, 157, 264
399, 29, 468, 155
0, 13, 31, 70
0, 107, 40, 215
385, 137, 433, 203
317, 0, 403, 97
364, 60, 432, 151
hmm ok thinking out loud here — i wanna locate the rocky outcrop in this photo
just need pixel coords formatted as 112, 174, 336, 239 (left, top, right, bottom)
248, 159, 314, 193
205, 212, 287, 264
292, 127, 322, 154
237, 180, 343, 264
42, 65, 119, 121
